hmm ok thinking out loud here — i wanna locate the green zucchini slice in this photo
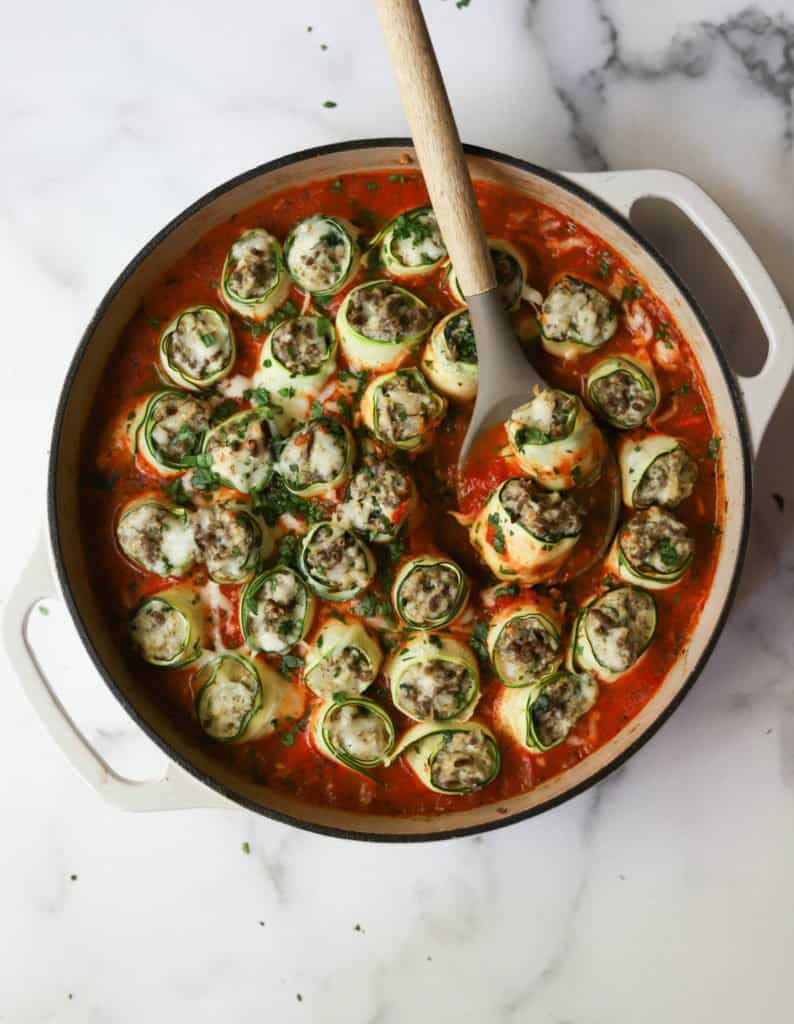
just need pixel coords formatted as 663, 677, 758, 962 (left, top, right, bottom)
496, 671, 599, 752
619, 433, 698, 509
420, 308, 478, 402
221, 228, 290, 322
240, 565, 315, 654
276, 416, 355, 498
389, 721, 501, 794
377, 206, 447, 278
303, 616, 382, 699
194, 652, 285, 743
311, 697, 395, 775
191, 501, 274, 585
337, 459, 417, 543
129, 585, 203, 668
469, 477, 584, 583
540, 275, 618, 360
159, 306, 235, 391
336, 280, 433, 372
570, 585, 657, 683
392, 555, 469, 630
386, 633, 480, 723
506, 389, 605, 491
586, 355, 659, 429
360, 367, 447, 452
201, 406, 275, 493
283, 214, 361, 298
487, 596, 563, 687
444, 239, 531, 311
605, 506, 694, 589
134, 389, 210, 477
116, 496, 196, 577
299, 523, 376, 602
258, 315, 337, 399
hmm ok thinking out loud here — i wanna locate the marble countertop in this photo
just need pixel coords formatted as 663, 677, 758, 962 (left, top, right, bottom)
3, 0, 794, 1019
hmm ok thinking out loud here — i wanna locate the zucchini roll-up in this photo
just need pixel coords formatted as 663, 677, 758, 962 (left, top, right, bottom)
159, 306, 235, 391
258, 315, 337, 397
360, 367, 447, 452
377, 207, 447, 278
496, 671, 599, 752
486, 597, 563, 687
194, 652, 284, 742
201, 406, 274, 493
570, 585, 657, 682
299, 523, 376, 602
619, 434, 699, 509
337, 460, 417, 543
506, 389, 605, 491
336, 280, 433, 371
240, 565, 315, 654
135, 390, 210, 477
276, 417, 354, 498
421, 309, 478, 402
470, 478, 584, 583
386, 633, 480, 723
191, 501, 273, 585
445, 239, 528, 311
605, 506, 694, 589
540, 275, 618, 359
586, 355, 659, 429
129, 585, 203, 668
311, 697, 395, 775
221, 228, 290, 322
392, 555, 469, 631
389, 722, 500, 794
304, 617, 382, 699
284, 214, 361, 298
116, 497, 196, 577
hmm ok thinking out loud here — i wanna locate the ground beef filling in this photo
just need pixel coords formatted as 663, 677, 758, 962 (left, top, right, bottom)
398, 659, 473, 720
620, 506, 694, 575
591, 368, 654, 427
280, 422, 346, 489
430, 730, 496, 791
198, 659, 258, 740
305, 527, 369, 590
541, 276, 617, 346
149, 394, 209, 463
531, 673, 598, 747
310, 647, 375, 699
287, 220, 349, 292
444, 311, 477, 364
192, 506, 255, 580
585, 587, 656, 673
226, 235, 278, 299
117, 503, 193, 576
375, 373, 443, 444
271, 318, 330, 374
496, 615, 560, 682
346, 283, 432, 342
130, 600, 186, 663
400, 564, 461, 627
167, 308, 231, 380
338, 461, 412, 537
325, 704, 391, 761
501, 479, 584, 541
492, 248, 522, 308
205, 414, 272, 492
512, 390, 576, 445
635, 447, 698, 508
250, 570, 305, 648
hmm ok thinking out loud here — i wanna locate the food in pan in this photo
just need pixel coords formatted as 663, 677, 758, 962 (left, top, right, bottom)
82, 170, 722, 816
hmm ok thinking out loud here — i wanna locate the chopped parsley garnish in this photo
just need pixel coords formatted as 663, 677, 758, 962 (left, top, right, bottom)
388, 173, 408, 184
596, 256, 610, 279
487, 512, 505, 554
241, 841, 251, 855
621, 284, 644, 302
190, 467, 220, 491
323, 100, 338, 109
200, 332, 216, 348
356, 592, 378, 617
658, 536, 681, 568
469, 620, 489, 666
707, 437, 722, 459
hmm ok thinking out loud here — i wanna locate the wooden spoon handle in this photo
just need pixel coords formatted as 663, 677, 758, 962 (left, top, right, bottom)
374, 0, 496, 297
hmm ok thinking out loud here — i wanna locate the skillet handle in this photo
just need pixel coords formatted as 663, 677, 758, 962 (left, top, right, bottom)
2, 536, 230, 812
567, 168, 794, 453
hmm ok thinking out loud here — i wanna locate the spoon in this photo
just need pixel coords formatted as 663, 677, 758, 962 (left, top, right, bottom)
374, 0, 619, 574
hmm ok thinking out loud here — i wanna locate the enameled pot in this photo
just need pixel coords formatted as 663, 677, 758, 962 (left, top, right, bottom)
6, 140, 793, 840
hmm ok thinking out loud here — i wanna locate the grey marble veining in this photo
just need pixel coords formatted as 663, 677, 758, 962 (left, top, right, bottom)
2, 1, 794, 1020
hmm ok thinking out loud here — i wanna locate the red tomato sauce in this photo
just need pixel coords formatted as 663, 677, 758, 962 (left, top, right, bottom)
79, 169, 723, 816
